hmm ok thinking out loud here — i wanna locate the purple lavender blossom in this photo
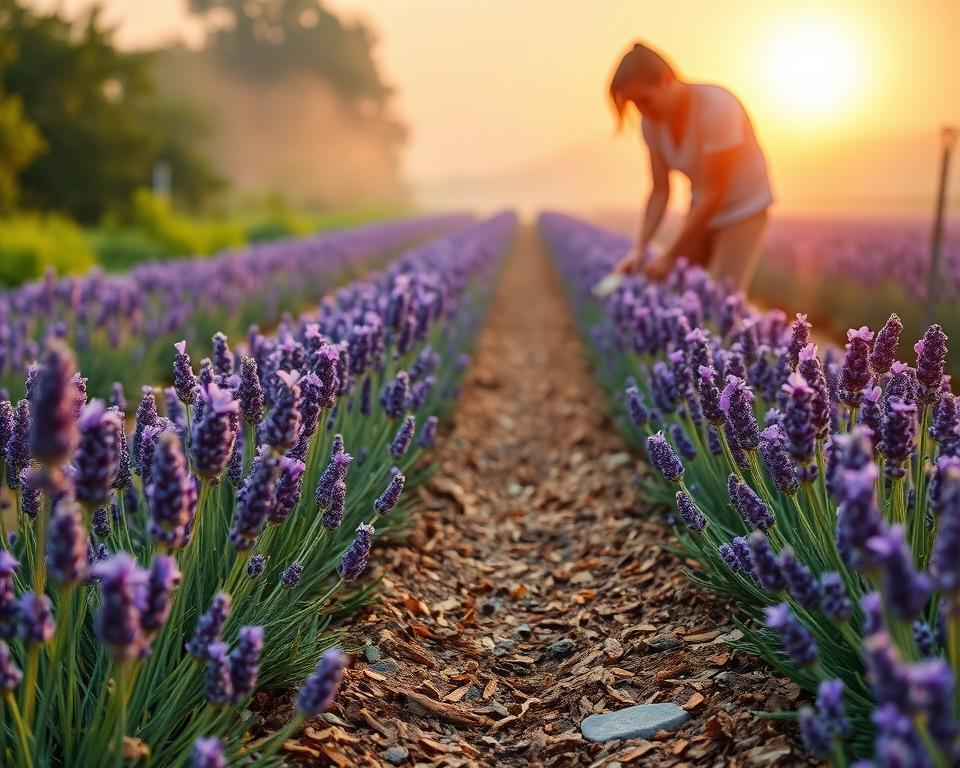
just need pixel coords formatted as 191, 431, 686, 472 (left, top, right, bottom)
147, 432, 194, 549
419, 415, 439, 448
749, 531, 786, 592
316, 450, 352, 510
907, 659, 957, 754
0, 641, 22, 692
112, 410, 131, 491
230, 447, 281, 550
798, 344, 831, 438
237, 356, 264, 426
204, 641, 233, 706
229, 626, 264, 701
389, 415, 416, 460
798, 708, 833, 758
311, 343, 340, 409
30, 341, 79, 466
865, 632, 910, 703
865, 526, 931, 620
728, 474, 774, 530
337, 523, 374, 581
0, 400, 12, 463
132, 387, 159, 476
779, 547, 821, 608
92, 554, 145, 660
915, 324, 948, 403
914, 621, 935, 657
298, 371, 323, 438
719, 376, 759, 450
781, 373, 817, 473
881, 398, 917, 477
786, 314, 811, 369
212, 332, 235, 376
647, 431, 684, 483
696, 366, 724, 425
675, 490, 706, 533
870, 313, 903, 379
74, 400, 122, 509
669, 423, 696, 461
46, 500, 88, 585
191, 382, 239, 479
192, 737, 225, 768
765, 603, 817, 667
7, 401, 31, 486
17, 592, 55, 645
759, 425, 799, 495
381, 371, 409, 418
140, 555, 180, 637
110, 382, 127, 412
931, 462, 960, 600
819, 572, 852, 622
625, 383, 649, 427
173, 340, 198, 405
0, 552, 19, 639
838, 326, 875, 407
187, 592, 232, 660
260, 370, 301, 449
296, 647, 347, 715
931, 392, 959, 448
728, 535, 755, 578
322, 479, 347, 531
375, 472, 405, 516
281, 561, 303, 588
835, 463, 885, 568
272, 456, 306, 524
247, 554, 266, 579
19, 472, 39, 519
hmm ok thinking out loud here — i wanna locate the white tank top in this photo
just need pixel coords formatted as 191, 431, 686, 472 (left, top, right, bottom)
641, 84, 774, 229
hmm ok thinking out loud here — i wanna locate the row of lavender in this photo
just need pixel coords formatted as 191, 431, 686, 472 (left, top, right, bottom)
0, 212, 516, 767
540, 211, 959, 767
0, 213, 470, 400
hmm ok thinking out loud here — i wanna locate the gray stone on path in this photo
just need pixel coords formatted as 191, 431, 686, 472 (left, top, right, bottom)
369, 659, 399, 675
383, 745, 409, 764
363, 645, 381, 662
580, 703, 690, 743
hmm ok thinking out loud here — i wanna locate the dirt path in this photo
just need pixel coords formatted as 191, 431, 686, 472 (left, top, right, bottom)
284, 228, 810, 767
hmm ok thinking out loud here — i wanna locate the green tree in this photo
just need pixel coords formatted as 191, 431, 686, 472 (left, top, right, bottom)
1, 1, 223, 222
0, 17, 43, 212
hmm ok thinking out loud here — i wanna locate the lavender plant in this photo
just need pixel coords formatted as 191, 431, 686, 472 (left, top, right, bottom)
541, 211, 960, 766
0, 213, 514, 766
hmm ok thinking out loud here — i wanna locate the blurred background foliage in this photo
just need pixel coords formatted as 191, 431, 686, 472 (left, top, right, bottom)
0, 0, 410, 287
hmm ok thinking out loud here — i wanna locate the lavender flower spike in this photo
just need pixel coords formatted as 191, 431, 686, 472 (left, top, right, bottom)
749, 531, 786, 592
419, 415, 439, 448
728, 474, 775, 530
17, 592, 55, 646
74, 400, 122, 508
389, 415, 416, 460
246, 554, 266, 579
765, 603, 818, 667
720, 376, 760, 450
140, 555, 181, 637
296, 648, 348, 715
46, 500, 88, 585
92, 554, 145, 660
0, 641, 22, 692
374, 472, 405, 516
229, 626, 264, 701
759, 425, 799, 496
237, 356, 264, 426
191, 382, 239, 479
838, 326, 874, 407
916, 324, 949, 404
192, 737, 226, 768
204, 641, 233, 705
187, 592, 232, 660
173, 340, 198, 406
675, 491, 706, 533
30, 340, 79, 466
338, 523, 375, 581
647, 431, 684, 483
870, 313, 902, 379
260, 369, 301, 449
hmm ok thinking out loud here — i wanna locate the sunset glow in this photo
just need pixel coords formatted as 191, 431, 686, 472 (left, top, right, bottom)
761, 17, 864, 123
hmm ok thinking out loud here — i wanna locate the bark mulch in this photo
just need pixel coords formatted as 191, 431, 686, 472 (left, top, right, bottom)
274, 228, 814, 767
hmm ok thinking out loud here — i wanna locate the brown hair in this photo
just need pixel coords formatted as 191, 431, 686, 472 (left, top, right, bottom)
609, 43, 676, 130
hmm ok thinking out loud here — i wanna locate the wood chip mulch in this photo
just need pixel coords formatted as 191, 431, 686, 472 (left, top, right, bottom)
277, 228, 816, 767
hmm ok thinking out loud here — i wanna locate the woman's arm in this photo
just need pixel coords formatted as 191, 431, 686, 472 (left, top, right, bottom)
614, 149, 670, 274
644, 146, 736, 280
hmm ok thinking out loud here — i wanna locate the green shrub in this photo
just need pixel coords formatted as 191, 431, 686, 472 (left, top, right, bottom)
89, 228, 169, 271
0, 213, 95, 286
130, 189, 245, 258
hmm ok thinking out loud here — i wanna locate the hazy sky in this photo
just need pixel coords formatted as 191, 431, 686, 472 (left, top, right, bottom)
31, 0, 960, 214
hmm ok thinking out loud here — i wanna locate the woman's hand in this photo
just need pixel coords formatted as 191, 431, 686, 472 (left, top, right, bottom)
613, 245, 645, 275
643, 251, 675, 282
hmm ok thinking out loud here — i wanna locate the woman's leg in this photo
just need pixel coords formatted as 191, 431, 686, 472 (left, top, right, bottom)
707, 209, 768, 294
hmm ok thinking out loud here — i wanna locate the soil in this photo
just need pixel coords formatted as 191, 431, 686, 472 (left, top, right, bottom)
278, 227, 815, 767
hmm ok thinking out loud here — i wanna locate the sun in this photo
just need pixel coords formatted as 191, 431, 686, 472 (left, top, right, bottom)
762, 17, 864, 124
